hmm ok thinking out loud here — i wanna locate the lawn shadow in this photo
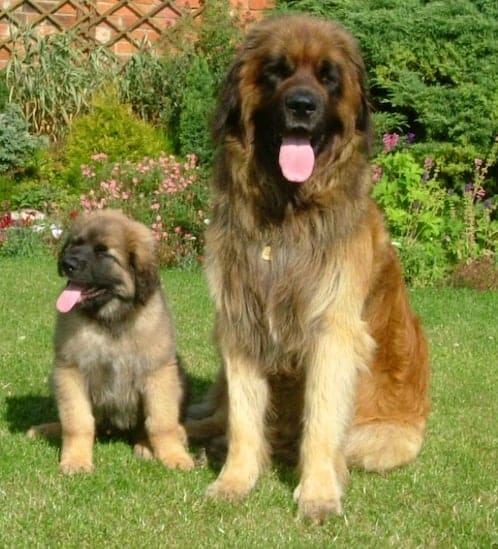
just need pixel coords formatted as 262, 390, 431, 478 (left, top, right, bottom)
4, 394, 57, 434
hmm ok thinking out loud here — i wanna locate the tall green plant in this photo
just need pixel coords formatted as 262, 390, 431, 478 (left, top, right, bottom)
6, 28, 117, 142
119, 0, 242, 163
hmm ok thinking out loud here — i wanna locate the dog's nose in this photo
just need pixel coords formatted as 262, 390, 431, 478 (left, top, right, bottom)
285, 91, 318, 118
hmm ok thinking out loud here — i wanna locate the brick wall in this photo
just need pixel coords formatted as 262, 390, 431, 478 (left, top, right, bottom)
0, 0, 274, 68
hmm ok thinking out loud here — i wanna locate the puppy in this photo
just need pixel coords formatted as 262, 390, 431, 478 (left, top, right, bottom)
29, 209, 194, 473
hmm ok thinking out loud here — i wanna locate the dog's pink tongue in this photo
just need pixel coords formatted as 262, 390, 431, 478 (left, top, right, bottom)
278, 136, 315, 183
56, 284, 83, 313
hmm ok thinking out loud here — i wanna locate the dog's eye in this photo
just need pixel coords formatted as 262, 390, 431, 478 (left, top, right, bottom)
319, 60, 341, 94
260, 57, 293, 87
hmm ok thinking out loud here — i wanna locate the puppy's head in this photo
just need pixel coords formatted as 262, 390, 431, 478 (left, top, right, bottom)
214, 15, 371, 184
57, 210, 159, 322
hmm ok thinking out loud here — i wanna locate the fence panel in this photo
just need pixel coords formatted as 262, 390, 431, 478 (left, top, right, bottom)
0, 0, 271, 67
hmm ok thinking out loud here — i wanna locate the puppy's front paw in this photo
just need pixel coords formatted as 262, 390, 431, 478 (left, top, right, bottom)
133, 441, 154, 461
159, 448, 195, 471
293, 478, 343, 524
59, 457, 94, 474
205, 474, 255, 501
297, 495, 342, 524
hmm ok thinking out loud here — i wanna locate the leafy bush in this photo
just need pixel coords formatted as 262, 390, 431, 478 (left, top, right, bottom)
0, 103, 47, 174
275, 0, 498, 185
372, 135, 498, 286
61, 89, 172, 189
76, 153, 208, 267
6, 28, 117, 142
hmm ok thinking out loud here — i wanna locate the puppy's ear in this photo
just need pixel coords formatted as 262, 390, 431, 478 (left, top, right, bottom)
129, 241, 160, 305
212, 60, 243, 144
57, 236, 71, 276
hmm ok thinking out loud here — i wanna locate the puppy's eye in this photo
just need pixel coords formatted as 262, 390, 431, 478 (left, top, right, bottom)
319, 60, 341, 94
260, 57, 293, 87
94, 243, 108, 256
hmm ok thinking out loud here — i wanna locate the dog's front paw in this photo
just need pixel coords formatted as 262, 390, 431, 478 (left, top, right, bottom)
59, 457, 94, 474
293, 480, 343, 524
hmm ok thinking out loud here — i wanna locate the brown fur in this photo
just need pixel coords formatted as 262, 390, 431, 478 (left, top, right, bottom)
28, 210, 194, 473
185, 15, 429, 523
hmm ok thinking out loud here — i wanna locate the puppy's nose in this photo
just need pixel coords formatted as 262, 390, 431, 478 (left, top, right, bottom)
285, 91, 317, 118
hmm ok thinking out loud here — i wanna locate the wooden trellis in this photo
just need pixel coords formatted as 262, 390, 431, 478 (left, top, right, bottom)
0, 0, 205, 66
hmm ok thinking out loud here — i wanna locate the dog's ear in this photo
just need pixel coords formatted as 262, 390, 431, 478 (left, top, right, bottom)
212, 60, 243, 144
354, 62, 373, 152
129, 238, 160, 305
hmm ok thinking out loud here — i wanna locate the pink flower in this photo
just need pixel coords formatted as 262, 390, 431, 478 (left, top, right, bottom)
383, 133, 400, 153
91, 153, 108, 162
372, 164, 383, 182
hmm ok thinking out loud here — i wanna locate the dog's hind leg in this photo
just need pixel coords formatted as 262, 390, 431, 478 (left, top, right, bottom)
344, 419, 426, 472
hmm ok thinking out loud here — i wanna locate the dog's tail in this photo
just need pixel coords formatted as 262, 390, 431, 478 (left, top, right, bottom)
344, 419, 425, 472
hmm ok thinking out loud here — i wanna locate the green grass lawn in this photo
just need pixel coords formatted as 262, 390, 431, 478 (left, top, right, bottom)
0, 256, 496, 547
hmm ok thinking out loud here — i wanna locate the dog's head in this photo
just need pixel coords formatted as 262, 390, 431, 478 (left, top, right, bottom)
56, 210, 159, 322
214, 15, 371, 184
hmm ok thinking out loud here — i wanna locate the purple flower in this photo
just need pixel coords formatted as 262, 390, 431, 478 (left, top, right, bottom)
406, 132, 416, 144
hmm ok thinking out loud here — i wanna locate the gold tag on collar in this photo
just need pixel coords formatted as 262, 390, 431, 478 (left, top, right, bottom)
261, 245, 272, 261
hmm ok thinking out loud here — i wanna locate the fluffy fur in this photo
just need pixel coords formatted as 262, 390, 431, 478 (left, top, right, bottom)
186, 15, 429, 522
28, 209, 194, 473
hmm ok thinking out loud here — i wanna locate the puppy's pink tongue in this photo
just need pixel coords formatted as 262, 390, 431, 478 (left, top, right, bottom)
56, 284, 83, 313
278, 136, 315, 183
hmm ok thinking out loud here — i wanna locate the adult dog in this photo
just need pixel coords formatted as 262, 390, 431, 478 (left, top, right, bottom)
186, 15, 429, 522
28, 209, 194, 473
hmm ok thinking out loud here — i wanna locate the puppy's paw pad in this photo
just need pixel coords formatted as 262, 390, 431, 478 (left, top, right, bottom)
205, 477, 253, 501
160, 452, 195, 471
297, 498, 342, 525
59, 460, 94, 475
133, 442, 154, 461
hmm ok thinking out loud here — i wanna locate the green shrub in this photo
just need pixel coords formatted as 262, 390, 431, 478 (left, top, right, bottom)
61, 89, 172, 189
6, 28, 117, 142
179, 56, 216, 164
0, 103, 48, 174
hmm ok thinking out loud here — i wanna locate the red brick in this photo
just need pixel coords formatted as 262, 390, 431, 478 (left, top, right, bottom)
249, 0, 272, 9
